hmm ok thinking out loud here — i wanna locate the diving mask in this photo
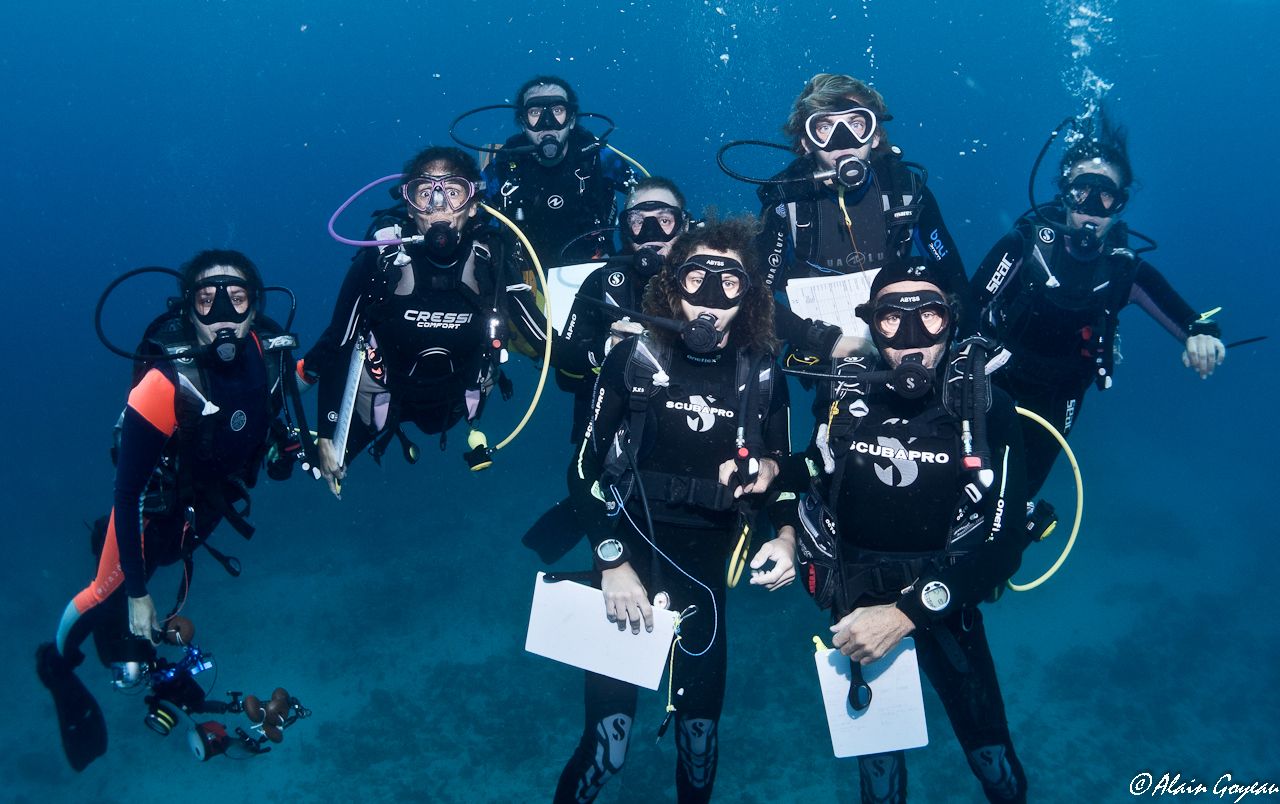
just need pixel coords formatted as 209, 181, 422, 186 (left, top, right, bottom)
189, 276, 253, 326
521, 96, 574, 132
622, 201, 686, 246
858, 289, 953, 351
805, 107, 878, 152
675, 254, 752, 310
1062, 172, 1128, 217
402, 175, 476, 213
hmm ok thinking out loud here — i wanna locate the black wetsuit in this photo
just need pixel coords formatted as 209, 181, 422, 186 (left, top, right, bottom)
305, 222, 550, 460
969, 208, 1212, 496
556, 335, 790, 804
791, 377, 1029, 804
556, 257, 653, 441
481, 127, 634, 265
754, 153, 968, 353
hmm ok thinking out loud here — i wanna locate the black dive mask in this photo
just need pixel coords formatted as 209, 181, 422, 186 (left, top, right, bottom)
522, 96, 574, 132
858, 289, 953, 352
621, 201, 686, 247
189, 276, 254, 326
675, 254, 753, 310
1061, 172, 1128, 217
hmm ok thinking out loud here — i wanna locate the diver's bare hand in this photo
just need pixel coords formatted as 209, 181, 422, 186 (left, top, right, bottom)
601, 562, 652, 634
316, 437, 346, 499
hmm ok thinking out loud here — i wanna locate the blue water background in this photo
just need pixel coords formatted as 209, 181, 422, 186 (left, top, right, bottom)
2, 0, 1277, 801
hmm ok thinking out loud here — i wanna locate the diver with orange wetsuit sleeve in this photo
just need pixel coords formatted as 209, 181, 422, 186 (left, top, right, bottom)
37, 250, 299, 771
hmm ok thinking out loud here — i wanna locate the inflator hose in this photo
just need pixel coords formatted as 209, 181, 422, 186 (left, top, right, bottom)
1007, 407, 1083, 591
481, 203, 552, 452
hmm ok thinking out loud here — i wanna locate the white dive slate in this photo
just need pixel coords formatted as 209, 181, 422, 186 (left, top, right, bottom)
526, 572, 678, 690
814, 637, 928, 758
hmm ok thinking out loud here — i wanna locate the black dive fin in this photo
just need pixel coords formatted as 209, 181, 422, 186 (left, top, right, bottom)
36, 643, 107, 771
521, 497, 586, 565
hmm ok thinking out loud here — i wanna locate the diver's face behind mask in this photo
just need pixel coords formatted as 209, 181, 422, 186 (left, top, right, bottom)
802, 103, 881, 173
675, 250, 753, 349
520, 84, 575, 165
860, 281, 952, 371
622, 188, 687, 256
404, 163, 480, 259
1062, 159, 1127, 257
188, 268, 257, 361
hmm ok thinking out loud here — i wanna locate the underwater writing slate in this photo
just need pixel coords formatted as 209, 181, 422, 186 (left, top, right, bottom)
815, 637, 928, 758
546, 262, 607, 333
786, 269, 880, 339
525, 572, 678, 690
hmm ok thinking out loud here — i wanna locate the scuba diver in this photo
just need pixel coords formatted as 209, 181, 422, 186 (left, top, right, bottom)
473, 75, 636, 265
969, 106, 1227, 499
551, 218, 798, 804
522, 176, 691, 564
306, 146, 554, 491
725, 73, 969, 360
37, 250, 306, 770
783, 259, 1031, 804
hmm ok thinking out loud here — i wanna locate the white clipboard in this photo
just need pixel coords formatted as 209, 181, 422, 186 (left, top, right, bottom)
785, 270, 880, 339
525, 572, 678, 690
546, 262, 607, 333
814, 637, 928, 758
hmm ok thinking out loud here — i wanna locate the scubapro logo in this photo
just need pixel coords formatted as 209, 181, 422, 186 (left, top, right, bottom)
1038, 227, 1055, 244
607, 271, 625, 287
327, 411, 338, 422
547, 195, 565, 209
857, 431, 950, 487
669, 395, 734, 431
230, 410, 246, 431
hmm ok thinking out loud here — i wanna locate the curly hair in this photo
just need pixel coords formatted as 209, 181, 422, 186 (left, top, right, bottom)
782, 73, 894, 156
401, 145, 482, 186
1058, 103, 1133, 189
642, 215, 779, 355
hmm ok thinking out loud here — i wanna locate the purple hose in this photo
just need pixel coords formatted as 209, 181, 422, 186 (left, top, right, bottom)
327, 173, 423, 247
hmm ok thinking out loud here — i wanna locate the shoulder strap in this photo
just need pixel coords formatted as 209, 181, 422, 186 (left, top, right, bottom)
878, 156, 925, 255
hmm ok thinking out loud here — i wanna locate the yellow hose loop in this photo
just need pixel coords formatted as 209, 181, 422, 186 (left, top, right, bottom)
481, 203, 552, 452
607, 146, 651, 178
1007, 407, 1083, 591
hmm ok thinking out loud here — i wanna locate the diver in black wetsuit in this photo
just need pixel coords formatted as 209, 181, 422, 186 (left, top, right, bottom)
522, 176, 690, 563
305, 146, 551, 492
751, 73, 969, 360
480, 75, 635, 265
552, 218, 798, 804
969, 107, 1226, 498
784, 259, 1030, 804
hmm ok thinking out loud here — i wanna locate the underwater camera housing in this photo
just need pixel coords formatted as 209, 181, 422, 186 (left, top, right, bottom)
131, 617, 312, 761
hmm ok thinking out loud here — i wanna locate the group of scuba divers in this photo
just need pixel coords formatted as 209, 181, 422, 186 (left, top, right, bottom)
35, 71, 1234, 803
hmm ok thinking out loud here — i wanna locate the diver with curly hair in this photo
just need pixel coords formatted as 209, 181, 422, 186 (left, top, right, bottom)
551, 216, 797, 804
